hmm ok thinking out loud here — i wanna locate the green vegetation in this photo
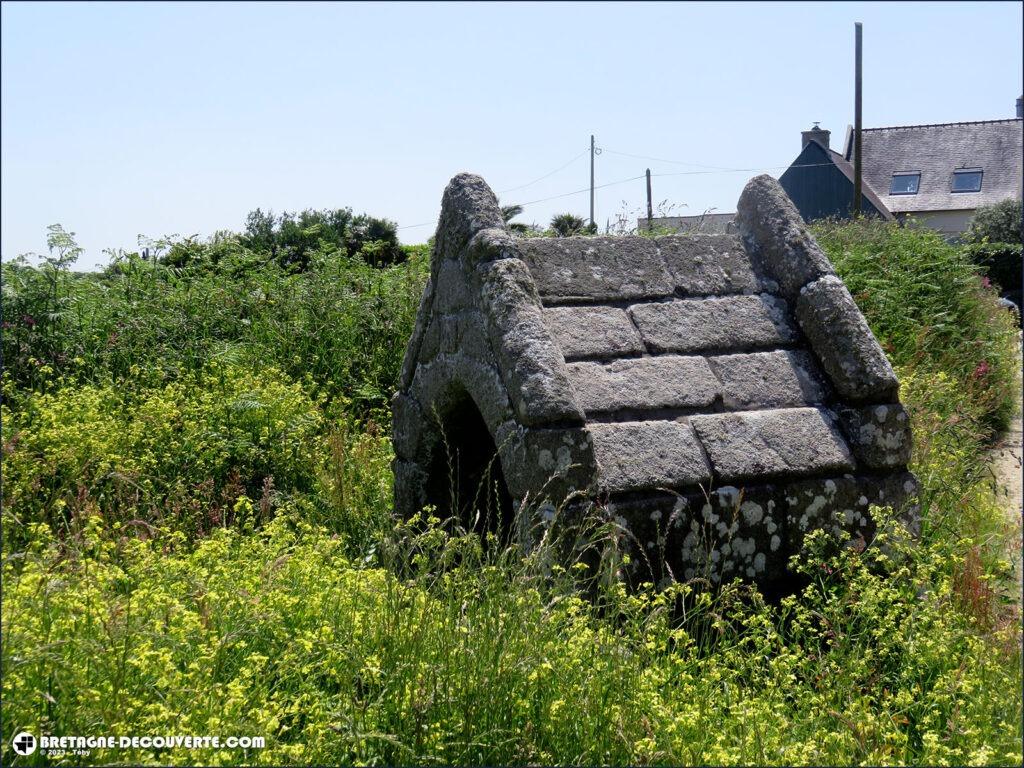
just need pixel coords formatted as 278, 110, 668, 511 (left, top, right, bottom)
961, 198, 1023, 308
965, 198, 1022, 246
549, 212, 588, 237
2, 218, 1020, 765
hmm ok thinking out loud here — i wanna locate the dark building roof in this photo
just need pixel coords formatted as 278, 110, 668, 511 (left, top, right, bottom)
778, 139, 893, 222
843, 118, 1023, 213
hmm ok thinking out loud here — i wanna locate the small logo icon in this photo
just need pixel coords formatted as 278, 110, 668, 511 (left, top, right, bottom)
12, 732, 37, 756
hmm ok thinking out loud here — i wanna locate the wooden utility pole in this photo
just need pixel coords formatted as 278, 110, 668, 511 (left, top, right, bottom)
645, 168, 654, 231
853, 22, 863, 217
589, 134, 596, 231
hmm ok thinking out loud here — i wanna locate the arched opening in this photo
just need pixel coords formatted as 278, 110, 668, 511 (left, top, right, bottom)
424, 389, 514, 542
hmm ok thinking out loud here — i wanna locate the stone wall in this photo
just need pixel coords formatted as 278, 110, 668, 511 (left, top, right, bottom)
393, 172, 918, 588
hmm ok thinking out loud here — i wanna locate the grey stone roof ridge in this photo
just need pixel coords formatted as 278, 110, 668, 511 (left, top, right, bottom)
393, 172, 918, 588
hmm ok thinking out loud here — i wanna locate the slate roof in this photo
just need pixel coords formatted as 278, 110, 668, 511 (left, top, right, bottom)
824, 148, 895, 220
842, 119, 1023, 213
393, 173, 918, 586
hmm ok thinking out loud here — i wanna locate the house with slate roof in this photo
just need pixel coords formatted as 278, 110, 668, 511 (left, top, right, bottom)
780, 97, 1023, 236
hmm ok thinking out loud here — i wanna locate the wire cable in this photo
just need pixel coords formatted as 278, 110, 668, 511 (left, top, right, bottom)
517, 173, 647, 208
601, 148, 740, 172
497, 149, 590, 194
397, 161, 842, 230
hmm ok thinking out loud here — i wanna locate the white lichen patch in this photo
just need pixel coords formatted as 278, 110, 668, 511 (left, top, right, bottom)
741, 501, 764, 525
716, 486, 741, 508
537, 449, 555, 471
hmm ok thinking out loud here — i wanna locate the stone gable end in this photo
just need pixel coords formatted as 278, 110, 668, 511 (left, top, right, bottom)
393, 172, 918, 588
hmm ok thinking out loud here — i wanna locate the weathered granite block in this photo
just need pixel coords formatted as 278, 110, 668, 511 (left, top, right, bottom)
784, 471, 920, 549
411, 354, 514, 438
435, 257, 475, 313
464, 227, 518, 267
707, 350, 827, 410
542, 306, 644, 360
629, 295, 798, 354
453, 310, 492, 360
391, 392, 423, 460
399, 277, 435, 390
495, 421, 597, 501
393, 458, 429, 515
433, 173, 506, 260
478, 258, 585, 427
521, 237, 675, 301
796, 275, 899, 402
608, 486, 788, 585
565, 356, 720, 414
681, 485, 788, 582
656, 234, 767, 296
418, 315, 443, 362
691, 407, 855, 481
588, 421, 712, 493
838, 403, 913, 469
735, 174, 836, 299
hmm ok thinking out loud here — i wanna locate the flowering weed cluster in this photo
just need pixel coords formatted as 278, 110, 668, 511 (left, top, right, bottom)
1, 220, 1020, 765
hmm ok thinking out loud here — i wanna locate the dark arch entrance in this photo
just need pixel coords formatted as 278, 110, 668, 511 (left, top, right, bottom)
424, 389, 514, 541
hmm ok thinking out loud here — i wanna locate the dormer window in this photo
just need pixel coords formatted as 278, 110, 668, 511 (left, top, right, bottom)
951, 168, 983, 192
890, 172, 920, 195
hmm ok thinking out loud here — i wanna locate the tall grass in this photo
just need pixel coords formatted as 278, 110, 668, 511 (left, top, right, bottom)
1, 218, 1021, 765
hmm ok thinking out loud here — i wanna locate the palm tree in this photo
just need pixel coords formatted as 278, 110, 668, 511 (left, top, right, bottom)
550, 213, 586, 237
501, 203, 530, 234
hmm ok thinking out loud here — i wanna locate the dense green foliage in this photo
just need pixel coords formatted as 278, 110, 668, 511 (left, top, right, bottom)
961, 198, 1023, 304
814, 218, 1020, 429
966, 197, 1022, 246
2, 244, 428, 407
1, 218, 1020, 765
549, 212, 587, 237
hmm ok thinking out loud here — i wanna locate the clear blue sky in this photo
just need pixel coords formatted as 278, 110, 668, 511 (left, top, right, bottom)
3, 1, 1022, 269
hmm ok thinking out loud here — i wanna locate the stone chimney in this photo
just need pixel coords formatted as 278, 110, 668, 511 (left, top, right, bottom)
801, 123, 831, 150
1017, 95, 1023, 118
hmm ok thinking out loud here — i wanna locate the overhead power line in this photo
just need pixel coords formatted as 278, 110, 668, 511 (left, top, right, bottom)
601, 148, 741, 172
397, 159, 841, 231
497, 149, 590, 194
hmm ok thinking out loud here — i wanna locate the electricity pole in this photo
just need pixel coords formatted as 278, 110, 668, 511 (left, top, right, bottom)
646, 169, 653, 231
589, 134, 596, 231
853, 22, 863, 217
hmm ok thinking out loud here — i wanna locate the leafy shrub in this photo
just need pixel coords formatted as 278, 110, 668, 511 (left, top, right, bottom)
965, 197, 1022, 245
813, 217, 1019, 431
963, 241, 1022, 299
239, 207, 404, 270
549, 213, 587, 237
1, 244, 429, 412
1, 362, 324, 543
